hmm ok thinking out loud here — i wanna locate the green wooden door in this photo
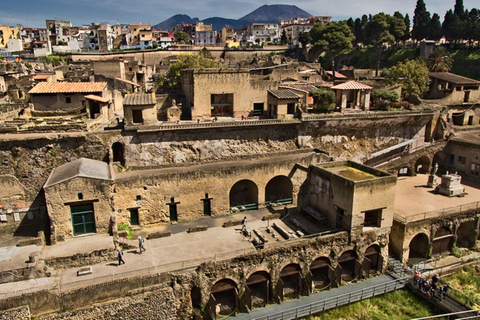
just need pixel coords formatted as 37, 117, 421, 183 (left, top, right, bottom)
203, 199, 211, 216
130, 208, 139, 225
71, 204, 96, 235
169, 204, 177, 221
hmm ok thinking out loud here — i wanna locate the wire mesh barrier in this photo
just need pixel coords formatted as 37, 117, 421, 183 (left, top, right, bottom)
251, 277, 409, 320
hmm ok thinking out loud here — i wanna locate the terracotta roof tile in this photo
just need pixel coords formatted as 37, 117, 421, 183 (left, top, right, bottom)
33, 74, 51, 80
331, 81, 372, 90
325, 71, 347, 78
29, 82, 107, 94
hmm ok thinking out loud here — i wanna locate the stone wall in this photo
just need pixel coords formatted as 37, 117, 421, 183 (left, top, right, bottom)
0, 305, 30, 320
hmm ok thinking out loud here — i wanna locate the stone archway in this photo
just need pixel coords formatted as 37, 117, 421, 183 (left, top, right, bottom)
408, 233, 430, 263
363, 244, 382, 275
337, 250, 359, 283
245, 271, 271, 309
229, 180, 258, 209
432, 226, 453, 256
209, 279, 238, 317
279, 263, 302, 300
309, 257, 332, 292
415, 155, 431, 174
265, 175, 293, 204
433, 151, 446, 174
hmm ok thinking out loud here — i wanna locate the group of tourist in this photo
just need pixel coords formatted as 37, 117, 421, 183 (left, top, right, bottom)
413, 272, 448, 299
117, 235, 146, 267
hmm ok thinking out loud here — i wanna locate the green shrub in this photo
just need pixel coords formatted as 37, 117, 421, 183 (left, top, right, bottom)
310, 89, 336, 113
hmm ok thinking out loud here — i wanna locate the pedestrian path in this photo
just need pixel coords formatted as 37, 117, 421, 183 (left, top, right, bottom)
233, 274, 408, 320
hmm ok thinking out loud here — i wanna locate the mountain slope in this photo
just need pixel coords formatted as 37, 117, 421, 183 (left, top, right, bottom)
153, 14, 199, 31
239, 4, 311, 23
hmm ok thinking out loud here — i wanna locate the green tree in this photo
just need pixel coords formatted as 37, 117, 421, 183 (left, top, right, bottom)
443, 9, 466, 43
426, 47, 454, 72
280, 29, 288, 44
310, 21, 355, 80
364, 13, 396, 76
297, 32, 311, 48
310, 88, 336, 113
401, 14, 411, 43
389, 13, 407, 45
387, 59, 430, 97
371, 89, 399, 109
428, 13, 443, 40
174, 31, 189, 43
157, 52, 217, 94
466, 9, 480, 46
412, 0, 431, 42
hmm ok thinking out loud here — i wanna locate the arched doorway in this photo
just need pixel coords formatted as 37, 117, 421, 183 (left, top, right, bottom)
457, 221, 476, 248
245, 271, 271, 309
209, 279, 238, 317
279, 264, 302, 300
309, 257, 332, 292
112, 142, 125, 166
336, 250, 359, 283
363, 244, 382, 275
415, 156, 431, 174
408, 233, 430, 263
432, 226, 453, 256
265, 176, 293, 204
229, 180, 258, 210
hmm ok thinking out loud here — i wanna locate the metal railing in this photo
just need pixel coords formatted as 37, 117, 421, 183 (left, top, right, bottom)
252, 277, 409, 320
394, 201, 480, 224
301, 110, 434, 121
411, 310, 480, 320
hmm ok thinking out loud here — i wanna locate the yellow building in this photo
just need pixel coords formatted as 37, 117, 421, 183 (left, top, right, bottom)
0, 26, 20, 48
130, 24, 150, 45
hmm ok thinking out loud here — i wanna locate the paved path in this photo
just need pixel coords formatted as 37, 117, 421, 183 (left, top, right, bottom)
233, 274, 407, 320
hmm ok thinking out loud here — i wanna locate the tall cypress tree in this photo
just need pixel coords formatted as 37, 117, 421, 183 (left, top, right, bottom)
429, 13, 443, 40
412, 0, 431, 41
403, 14, 411, 43
454, 0, 466, 18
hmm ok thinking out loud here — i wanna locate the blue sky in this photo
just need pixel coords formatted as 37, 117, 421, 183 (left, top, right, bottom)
2, 0, 478, 28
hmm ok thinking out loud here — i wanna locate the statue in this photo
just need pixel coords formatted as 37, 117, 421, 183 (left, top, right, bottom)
432, 163, 438, 176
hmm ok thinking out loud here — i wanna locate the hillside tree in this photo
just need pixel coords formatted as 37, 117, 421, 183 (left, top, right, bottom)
363, 13, 396, 76
310, 21, 355, 80
428, 13, 443, 41
387, 59, 430, 97
412, 0, 431, 42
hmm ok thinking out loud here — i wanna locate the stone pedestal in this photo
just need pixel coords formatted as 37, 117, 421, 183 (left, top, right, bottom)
435, 173, 466, 197
427, 174, 438, 188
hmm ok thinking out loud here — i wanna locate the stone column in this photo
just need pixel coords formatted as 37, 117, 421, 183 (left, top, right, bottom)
364, 91, 371, 111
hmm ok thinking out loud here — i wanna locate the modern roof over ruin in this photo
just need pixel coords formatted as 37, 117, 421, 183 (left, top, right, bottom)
429, 72, 480, 85
44, 158, 113, 188
123, 93, 156, 106
84, 94, 110, 103
331, 81, 373, 90
29, 82, 107, 94
268, 89, 300, 100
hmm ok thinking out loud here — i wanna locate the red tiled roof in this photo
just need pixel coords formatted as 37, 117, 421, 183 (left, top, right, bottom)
29, 82, 107, 94
33, 74, 51, 80
325, 71, 347, 78
331, 81, 372, 90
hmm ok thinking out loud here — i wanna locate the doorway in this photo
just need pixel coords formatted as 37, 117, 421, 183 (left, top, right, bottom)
71, 204, 96, 236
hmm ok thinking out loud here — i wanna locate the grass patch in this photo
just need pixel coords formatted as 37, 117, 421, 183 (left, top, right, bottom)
117, 222, 135, 240
301, 290, 437, 320
443, 265, 480, 305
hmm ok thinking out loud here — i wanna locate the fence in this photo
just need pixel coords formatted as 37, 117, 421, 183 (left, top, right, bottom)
411, 310, 480, 320
394, 201, 480, 224
252, 277, 409, 320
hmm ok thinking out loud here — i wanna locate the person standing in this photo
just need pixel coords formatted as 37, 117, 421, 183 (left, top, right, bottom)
242, 216, 247, 232
117, 249, 125, 266
138, 236, 146, 254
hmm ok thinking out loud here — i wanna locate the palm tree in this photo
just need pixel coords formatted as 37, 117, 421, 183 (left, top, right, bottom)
427, 47, 454, 72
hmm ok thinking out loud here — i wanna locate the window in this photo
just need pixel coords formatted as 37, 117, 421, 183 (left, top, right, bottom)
66, 97, 71, 103
458, 156, 466, 165
363, 209, 382, 228
449, 154, 455, 165
335, 206, 345, 230
78, 193, 83, 200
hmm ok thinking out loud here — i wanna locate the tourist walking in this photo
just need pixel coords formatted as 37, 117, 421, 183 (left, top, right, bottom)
242, 216, 247, 231
117, 249, 125, 266
138, 236, 146, 254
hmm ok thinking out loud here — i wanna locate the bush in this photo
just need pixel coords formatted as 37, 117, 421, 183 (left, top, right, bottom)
117, 222, 134, 240
371, 89, 400, 110
310, 89, 336, 113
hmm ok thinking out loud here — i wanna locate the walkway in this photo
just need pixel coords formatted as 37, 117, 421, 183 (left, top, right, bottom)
232, 274, 408, 320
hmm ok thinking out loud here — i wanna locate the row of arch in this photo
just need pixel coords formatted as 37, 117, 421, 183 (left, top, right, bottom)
229, 176, 293, 208
398, 151, 446, 176
201, 244, 382, 317
408, 221, 478, 261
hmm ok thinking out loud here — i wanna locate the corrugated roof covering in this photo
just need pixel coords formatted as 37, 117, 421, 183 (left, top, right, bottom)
29, 82, 107, 94
268, 89, 300, 100
331, 81, 372, 90
85, 94, 110, 103
123, 93, 156, 105
429, 72, 480, 85
279, 84, 319, 93
44, 158, 112, 188
115, 77, 141, 87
